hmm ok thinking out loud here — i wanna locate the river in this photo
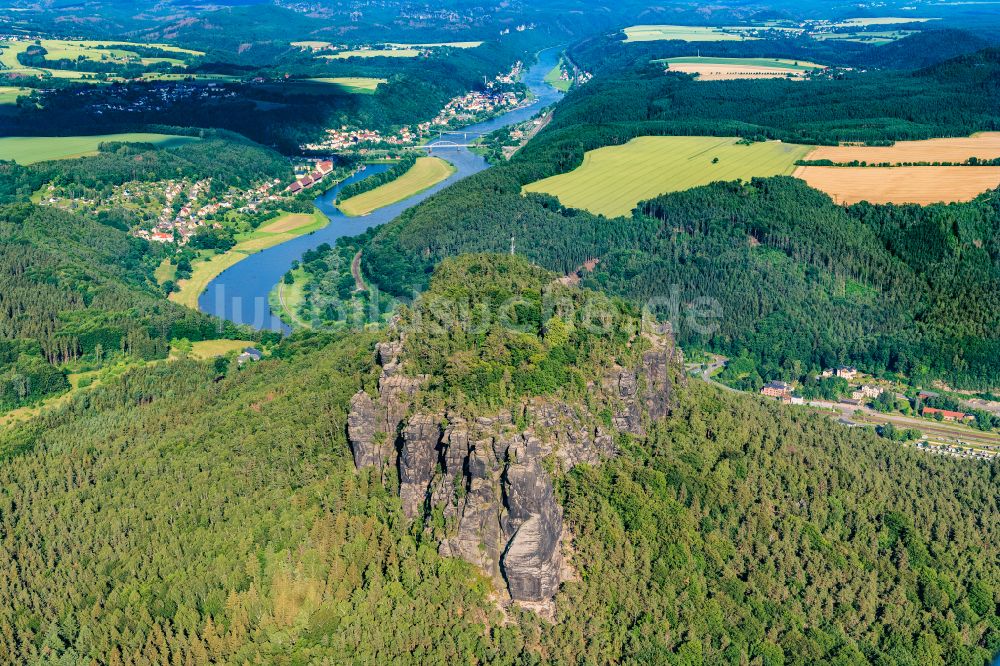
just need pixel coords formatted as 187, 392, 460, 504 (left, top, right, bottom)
198, 46, 565, 331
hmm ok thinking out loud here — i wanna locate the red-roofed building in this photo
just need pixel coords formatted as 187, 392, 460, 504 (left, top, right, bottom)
922, 407, 974, 422
287, 181, 303, 193
317, 160, 334, 175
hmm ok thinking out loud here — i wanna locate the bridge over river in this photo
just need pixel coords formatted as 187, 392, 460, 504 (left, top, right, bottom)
198, 47, 565, 331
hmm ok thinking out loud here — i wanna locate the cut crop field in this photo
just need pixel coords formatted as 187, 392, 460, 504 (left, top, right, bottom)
324, 48, 421, 59
0, 133, 199, 164
793, 166, 1000, 205
338, 157, 455, 216
388, 41, 482, 49
804, 133, 1000, 164
834, 17, 937, 26
661, 56, 825, 80
623, 25, 750, 42
523, 136, 810, 217
308, 77, 386, 93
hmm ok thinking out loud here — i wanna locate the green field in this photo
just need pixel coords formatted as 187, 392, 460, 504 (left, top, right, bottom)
170, 339, 256, 360
337, 157, 455, 216
544, 61, 571, 92
623, 25, 750, 42
0, 39, 202, 79
171, 210, 328, 310
660, 56, 825, 71
0, 86, 28, 104
0, 133, 199, 165
523, 136, 811, 217
307, 77, 386, 93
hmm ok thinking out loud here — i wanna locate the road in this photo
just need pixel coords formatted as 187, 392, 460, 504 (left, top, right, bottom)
690, 356, 1000, 452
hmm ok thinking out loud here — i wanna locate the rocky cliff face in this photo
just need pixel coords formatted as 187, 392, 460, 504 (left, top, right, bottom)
346, 323, 681, 613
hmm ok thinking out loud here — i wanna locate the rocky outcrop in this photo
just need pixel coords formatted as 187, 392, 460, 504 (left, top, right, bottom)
346, 321, 680, 612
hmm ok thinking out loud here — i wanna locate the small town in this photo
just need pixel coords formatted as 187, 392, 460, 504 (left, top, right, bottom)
302, 63, 529, 153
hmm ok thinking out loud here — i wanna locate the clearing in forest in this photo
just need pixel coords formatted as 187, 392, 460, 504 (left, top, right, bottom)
522, 136, 810, 217
793, 166, 1000, 205
337, 157, 456, 216
0, 133, 199, 164
803, 133, 1000, 164
660, 56, 826, 80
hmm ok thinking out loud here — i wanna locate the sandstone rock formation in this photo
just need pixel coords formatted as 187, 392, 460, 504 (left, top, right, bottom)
346, 322, 679, 612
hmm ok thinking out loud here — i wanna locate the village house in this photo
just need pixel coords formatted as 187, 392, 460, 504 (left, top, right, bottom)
760, 380, 793, 401
851, 385, 884, 401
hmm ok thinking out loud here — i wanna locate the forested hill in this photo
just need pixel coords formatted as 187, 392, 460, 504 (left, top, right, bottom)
338, 46, 1000, 388
0, 203, 244, 410
0, 255, 996, 663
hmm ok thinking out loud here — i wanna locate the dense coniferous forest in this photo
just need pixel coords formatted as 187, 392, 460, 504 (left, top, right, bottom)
1, 6, 1000, 663
0, 256, 996, 663
0, 202, 247, 409
330, 44, 1000, 387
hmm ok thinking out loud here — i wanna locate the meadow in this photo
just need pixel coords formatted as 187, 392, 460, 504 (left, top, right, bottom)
623, 25, 749, 42
170, 339, 255, 360
170, 210, 328, 310
0, 39, 202, 79
0, 133, 199, 164
337, 156, 455, 216
661, 56, 825, 80
523, 136, 810, 217
0, 86, 28, 104
544, 62, 571, 91
307, 77, 386, 93
794, 165, 1000, 205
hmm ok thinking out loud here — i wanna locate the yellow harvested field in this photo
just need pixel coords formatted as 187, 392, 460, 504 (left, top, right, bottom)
835, 17, 937, 26
324, 48, 420, 59
805, 133, 1000, 164
793, 166, 1000, 205
669, 63, 811, 80
388, 41, 483, 48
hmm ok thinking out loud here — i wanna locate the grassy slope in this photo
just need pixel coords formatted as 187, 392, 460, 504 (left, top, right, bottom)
523, 136, 810, 217
307, 77, 386, 93
170, 210, 328, 310
544, 63, 571, 92
337, 157, 456, 216
0, 133, 199, 164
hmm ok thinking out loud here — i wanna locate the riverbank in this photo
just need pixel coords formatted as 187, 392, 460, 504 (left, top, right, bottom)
268, 267, 310, 329
168, 209, 328, 310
